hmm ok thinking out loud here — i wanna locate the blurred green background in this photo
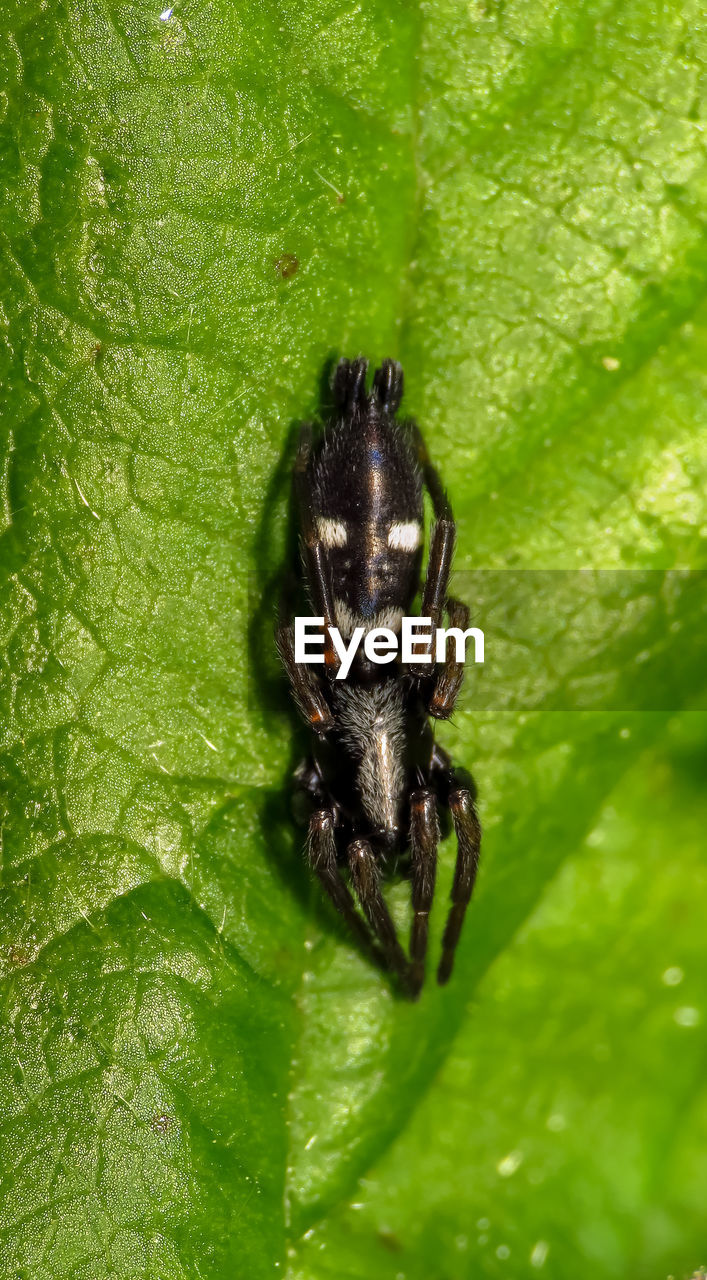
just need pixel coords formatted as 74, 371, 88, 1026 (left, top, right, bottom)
1, 0, 706, 1276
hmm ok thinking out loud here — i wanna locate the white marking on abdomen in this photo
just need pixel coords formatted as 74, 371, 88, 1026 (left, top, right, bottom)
388, 521, 421, 551
317, 517, 347, 547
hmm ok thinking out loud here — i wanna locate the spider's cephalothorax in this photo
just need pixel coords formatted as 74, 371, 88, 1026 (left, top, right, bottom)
277, 358, 481, 997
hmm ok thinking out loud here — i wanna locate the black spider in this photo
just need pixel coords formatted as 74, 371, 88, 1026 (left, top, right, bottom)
277, 357, 481, 997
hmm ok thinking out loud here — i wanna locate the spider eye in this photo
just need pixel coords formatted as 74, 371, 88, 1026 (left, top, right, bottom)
317, 517, 347, 548
388, 521, 421, 551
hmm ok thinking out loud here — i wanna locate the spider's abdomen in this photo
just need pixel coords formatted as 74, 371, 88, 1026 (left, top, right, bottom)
333, 681, 407, 843
310, 374, 423, 633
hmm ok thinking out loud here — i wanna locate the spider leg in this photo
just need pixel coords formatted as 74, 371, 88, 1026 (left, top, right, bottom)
408, 423, 456, 677
333, 356, 369, 413
294, 423, 339, 670
276, 620, 333, 735
307, 810, 375, 956
371, 359, 404, 415
409, 788, 439, 997
429, 595, 470, 721
292, 756, 331, 827
293, 757, 327, 804
430, 739, 453, 775
347, 838, 411, 988
437, 786, 482, 985
333, 355, 403, 416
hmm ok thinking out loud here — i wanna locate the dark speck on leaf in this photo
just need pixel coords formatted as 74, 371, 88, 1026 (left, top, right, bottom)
378, 1229, 403, 1253
274, 252, 299, 280
151, 1112, 175, 1134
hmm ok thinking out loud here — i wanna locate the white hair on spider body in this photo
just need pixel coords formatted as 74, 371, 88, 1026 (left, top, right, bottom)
388, 520, 422, 551
333, 598, 404, 638
333, 681, 406, 834
316, 517, 347, 548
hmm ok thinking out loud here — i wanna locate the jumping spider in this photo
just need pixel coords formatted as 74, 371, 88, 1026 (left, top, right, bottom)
277, 357, 481, 996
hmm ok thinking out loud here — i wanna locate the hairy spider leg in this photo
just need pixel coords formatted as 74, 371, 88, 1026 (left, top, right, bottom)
307, 810, 377, 958
409, 788, 440, 997
371, 359, 404, 415
437, 788, 482, 985
408, 422, 456, 682
293, 757, 328, 805
276, 578, 333, 735
334, 354, 405, 418
332, 356, 369, 414
294, 423, 339, 671
429, 595, 471, 721
347, 838, 412, 990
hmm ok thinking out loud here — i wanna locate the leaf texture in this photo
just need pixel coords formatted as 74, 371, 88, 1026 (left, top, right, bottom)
1, 0, 706, 1277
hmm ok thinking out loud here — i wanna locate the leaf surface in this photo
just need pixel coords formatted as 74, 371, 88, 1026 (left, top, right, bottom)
1, 0, 706, 1277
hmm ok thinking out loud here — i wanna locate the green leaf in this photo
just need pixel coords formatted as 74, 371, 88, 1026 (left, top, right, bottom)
1, 0, 706, 1278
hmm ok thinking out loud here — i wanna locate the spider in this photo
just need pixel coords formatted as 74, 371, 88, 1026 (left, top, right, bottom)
277, 357, 481, 996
